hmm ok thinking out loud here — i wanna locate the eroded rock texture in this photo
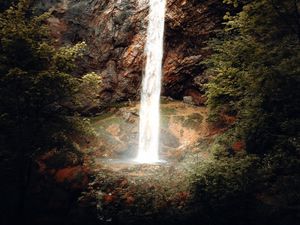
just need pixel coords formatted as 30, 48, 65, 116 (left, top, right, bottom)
35, 0, 226, 107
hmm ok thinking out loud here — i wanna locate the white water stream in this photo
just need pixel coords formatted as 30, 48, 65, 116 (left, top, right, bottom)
135, 0, 166, 163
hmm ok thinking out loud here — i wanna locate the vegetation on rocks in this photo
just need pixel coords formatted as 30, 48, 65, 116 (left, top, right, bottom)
193, 0, 300, 224
0, 0, 299, 225
206, 0, 299, 154
0, 1, 100, 224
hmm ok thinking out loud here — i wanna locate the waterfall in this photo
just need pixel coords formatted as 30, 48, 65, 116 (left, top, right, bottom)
136, 0, 166, 163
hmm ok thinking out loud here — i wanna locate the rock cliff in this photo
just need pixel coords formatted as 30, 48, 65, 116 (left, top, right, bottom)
35, 0, 226, 108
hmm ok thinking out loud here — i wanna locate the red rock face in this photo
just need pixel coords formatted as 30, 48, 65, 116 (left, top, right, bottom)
37, 0, 226, 108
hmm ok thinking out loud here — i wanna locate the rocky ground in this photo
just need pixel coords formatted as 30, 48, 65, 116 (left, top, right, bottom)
32, 99, 221, 225
75, 98, 219, 225
85, 98, 212, 160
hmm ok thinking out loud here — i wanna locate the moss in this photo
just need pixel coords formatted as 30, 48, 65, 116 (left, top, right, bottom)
172, 113, 203, 130
92, 116, 126, 131
160, 107, 177, 115
104, 101, 133, 110
161, 130, 180, 148
173, 116, 185, 124
101, 117, 125, 128
182, 113, 203, 129
90, 112, 115, 123
161, 115, 170, 128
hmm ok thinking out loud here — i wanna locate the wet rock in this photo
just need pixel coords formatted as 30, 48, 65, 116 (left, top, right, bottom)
36, 0, 226, 109
85, 101, 208, 160
183, 96, 194, 105
106, 124, 121, 136
161, 129, 180, 148
118, 108, 138, 123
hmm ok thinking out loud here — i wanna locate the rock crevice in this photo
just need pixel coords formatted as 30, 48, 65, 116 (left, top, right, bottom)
37, 0, 226, 107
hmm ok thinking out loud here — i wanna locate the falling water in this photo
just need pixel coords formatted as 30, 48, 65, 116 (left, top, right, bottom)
136, 0, 166, 163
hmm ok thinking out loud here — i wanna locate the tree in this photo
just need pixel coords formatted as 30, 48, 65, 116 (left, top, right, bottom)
0, 0, 18, 12
0, 0, 100, 223
192, 3, 300, 224
205, 0, 300, 154
199, 2, 300, 223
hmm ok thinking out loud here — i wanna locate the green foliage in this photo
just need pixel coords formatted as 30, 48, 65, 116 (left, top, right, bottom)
191, 148, 300, 224
192, 1, 300, 224
0, 0, 86, 154
80, 164, 192, 225
0, 1, 100, 222
76, 72, 102, 111
0, 0, 18, 12
223, 0, 239, 7
205, 0, 300, 154
191, 154, 258, 225
260, 146, 300, 207
193, 155, 259, 206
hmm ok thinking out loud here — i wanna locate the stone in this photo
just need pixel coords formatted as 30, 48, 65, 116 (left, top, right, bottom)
183, 96, 194, 105
184, 88, 207, 106
37, 0, 226, 111
161, 129, 180, 148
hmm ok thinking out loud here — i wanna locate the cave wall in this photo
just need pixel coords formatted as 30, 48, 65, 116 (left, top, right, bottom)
35, 0, 226, 107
